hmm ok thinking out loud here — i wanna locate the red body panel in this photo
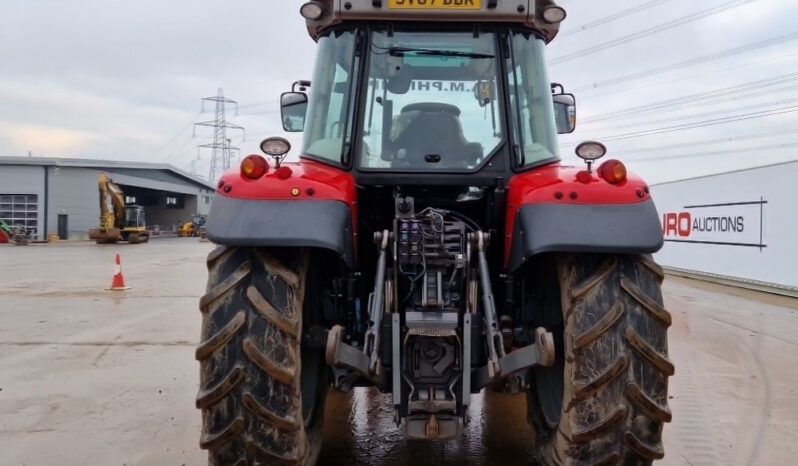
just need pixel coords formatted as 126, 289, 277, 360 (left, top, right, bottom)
217, 159, 357, 206
216, 158, 652, 269
504, 162, 652, 268
216, 158, 359, 252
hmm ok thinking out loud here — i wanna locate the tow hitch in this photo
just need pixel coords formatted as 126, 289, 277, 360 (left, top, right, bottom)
324, 227, 557, 428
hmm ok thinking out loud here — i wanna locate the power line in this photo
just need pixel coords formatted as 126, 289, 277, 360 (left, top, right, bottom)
151, 111, 203, 157
610, 128, 798, 156
582, 81, 798, 126
562, 105, 798, 146
584, 96, 798, 131
572, 32, 798, 92
550, 0, 755, 65
568, 50, 798, 104
627, 141, 798, 163
163, 135, 211, 163
581, 72, 798, 123
559, 0, 670, 38
238, 108, 281, 117
238, 98, 279, 110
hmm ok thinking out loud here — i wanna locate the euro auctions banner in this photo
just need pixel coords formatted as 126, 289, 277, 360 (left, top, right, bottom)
661, 199, 767, 249
651, 162, 797, 291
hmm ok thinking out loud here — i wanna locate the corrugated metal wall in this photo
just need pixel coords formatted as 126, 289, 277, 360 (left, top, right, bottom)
48, 167, 102, 240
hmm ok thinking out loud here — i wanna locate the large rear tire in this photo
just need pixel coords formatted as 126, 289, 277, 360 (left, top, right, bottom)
197, 246, 326, 466
529, 254, 673, 465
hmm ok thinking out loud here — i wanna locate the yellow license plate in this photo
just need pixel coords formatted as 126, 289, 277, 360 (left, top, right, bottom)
388, 0, 482, 10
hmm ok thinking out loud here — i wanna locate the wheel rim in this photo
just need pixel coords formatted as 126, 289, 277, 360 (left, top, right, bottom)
534, 327, 565, 429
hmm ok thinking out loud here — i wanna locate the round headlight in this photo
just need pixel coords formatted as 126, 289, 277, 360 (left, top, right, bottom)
542, 6, 567, 24
575, 141, 607, 161
300, 2, 325, 20
260, 137, 292, 157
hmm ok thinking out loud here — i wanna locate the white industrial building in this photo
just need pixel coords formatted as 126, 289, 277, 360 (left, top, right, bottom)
0, 157, 215, 241
652, 160, 798, 297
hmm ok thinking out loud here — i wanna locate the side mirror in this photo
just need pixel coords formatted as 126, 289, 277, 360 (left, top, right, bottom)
280, 92, 308, 132
553, 93, 576, 134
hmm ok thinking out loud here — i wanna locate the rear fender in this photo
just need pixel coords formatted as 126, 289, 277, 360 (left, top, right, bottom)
208, 159, 358, 268
506, 163, 663, 271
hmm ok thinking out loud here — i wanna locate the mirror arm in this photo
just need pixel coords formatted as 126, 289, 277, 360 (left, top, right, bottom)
292, 80, 312, 92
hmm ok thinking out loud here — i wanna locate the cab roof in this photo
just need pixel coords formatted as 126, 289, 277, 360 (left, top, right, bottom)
303, 0, 564, 43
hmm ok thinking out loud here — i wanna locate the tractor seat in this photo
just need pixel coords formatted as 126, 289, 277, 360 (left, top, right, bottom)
390, 103, 478, 168
401, 102, 461, 117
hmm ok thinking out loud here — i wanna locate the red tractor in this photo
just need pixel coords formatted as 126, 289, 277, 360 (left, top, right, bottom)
198, 1, 672, 464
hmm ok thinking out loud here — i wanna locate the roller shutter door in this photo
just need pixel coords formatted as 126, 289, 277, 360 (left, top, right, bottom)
0, 194, 39, 236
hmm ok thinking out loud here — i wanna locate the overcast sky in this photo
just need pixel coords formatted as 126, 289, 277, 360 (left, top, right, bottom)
1, 0, 796, 183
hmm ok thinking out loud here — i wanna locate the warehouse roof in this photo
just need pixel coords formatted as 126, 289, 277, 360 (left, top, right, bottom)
652, 159, 798, 187
0, 156, 215, 190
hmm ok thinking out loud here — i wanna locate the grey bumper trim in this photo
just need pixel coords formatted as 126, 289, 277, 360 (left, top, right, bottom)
509, 200, 664, 271
206, 197, 355, 268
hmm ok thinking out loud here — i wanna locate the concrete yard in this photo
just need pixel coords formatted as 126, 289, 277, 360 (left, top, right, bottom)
1, 239, 797, 465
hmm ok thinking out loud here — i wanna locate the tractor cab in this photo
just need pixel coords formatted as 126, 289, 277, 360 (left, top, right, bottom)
280, 0, 575, 184
191, 213, 207, 228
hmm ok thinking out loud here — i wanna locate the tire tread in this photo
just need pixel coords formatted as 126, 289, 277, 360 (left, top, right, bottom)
195, 311, 246, 361
620, 276, 672, 327
531, 254, 672, 465
197, 247, 320, 465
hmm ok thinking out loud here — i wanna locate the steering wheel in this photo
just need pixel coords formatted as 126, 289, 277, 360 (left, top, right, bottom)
401, 102, 461, 116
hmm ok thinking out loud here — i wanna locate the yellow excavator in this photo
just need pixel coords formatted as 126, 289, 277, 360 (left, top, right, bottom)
89, 173, 149, 244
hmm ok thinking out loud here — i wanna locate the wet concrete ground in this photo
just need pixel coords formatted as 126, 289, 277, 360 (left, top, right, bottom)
1, 239, 797, 465
319, 388, 538, 466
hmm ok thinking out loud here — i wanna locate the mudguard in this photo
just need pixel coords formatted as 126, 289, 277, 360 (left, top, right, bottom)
505, 163, 664, 271
206, 196, 356, 268
508, 200, 664, 271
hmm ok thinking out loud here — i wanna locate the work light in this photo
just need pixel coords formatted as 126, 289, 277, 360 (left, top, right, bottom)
575, 141, 606, 161
542, 6, 567, 24
300, 2, 325, 20
260, 137, 291, 157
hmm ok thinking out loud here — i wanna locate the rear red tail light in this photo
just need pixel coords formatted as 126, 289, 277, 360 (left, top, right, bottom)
241, 155, 269, 180
576, 171, 592, 184
275, 166, 293, 180
598, 159, 627, 184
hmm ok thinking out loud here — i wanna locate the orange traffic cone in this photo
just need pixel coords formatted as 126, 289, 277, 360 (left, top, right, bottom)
107, 254, 131, 291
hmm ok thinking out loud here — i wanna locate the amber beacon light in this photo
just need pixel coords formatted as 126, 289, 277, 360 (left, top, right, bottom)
240, 154, 269, 180
598, 160, 628, 185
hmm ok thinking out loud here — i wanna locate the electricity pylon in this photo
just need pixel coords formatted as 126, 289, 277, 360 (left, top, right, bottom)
194, 88, 244, 181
